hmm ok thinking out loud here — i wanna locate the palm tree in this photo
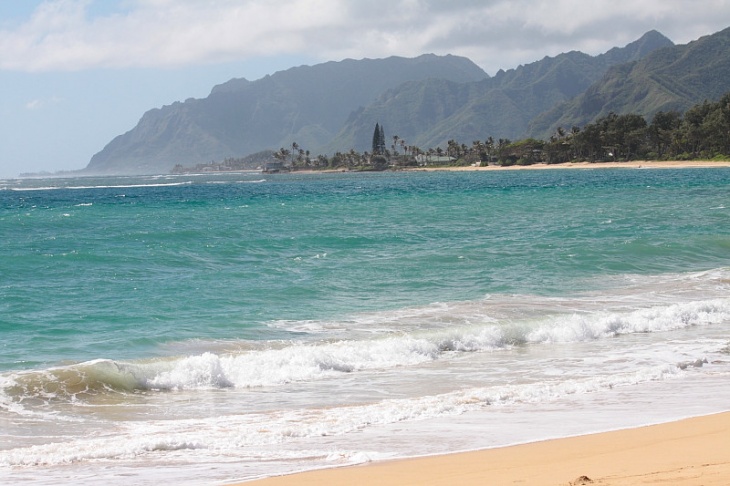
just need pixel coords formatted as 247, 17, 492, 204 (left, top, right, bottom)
275, 148, 291, 163
485, 137, 494, 162
447, 139, 457, 159
290, 142, 299, 166
472, 140, 486, 164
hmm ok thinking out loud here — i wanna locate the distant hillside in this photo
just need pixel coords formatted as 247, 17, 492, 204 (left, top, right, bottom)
85, 55, 488, 174
325, 30, 673, 153
528, 27, 730, 138
80, 26, 730, 175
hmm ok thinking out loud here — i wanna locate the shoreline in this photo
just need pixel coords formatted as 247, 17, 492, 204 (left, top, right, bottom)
420, 159, 730, 171
236, 411, 730, 485
287, 159, 730, 175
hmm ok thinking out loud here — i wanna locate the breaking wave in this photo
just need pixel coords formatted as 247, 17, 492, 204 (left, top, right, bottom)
1, 298, 727, 408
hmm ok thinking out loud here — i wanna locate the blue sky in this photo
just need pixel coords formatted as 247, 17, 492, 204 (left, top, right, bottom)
2, 0, 730, 178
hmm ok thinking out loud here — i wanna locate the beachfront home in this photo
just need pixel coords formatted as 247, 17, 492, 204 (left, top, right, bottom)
415, 155, 455, 166
262, 161, 287, 173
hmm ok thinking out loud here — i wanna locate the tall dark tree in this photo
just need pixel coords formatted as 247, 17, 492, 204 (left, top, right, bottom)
372, 123, 386, 155
648, 111, 681, 158
371, 123, 379, 154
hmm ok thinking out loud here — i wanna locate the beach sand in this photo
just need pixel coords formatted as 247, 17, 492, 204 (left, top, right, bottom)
418, 160, 730, 171
237, 412, 730, 485
293, 160, 730, 174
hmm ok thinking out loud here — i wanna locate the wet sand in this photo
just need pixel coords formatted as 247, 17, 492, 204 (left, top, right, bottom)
237, 412, 730, 485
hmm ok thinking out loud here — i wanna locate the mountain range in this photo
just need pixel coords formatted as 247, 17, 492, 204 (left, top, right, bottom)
85, 26, 730, 174
529, 26, 730, 137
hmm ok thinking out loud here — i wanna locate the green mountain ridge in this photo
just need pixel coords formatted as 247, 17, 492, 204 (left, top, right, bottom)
86, 54, 487, 174
85, 27, 730, 174
326, 30, 674, 153
528, 26, 730, 138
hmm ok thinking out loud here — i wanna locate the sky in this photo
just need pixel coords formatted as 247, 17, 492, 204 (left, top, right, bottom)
2, 1, 730, 178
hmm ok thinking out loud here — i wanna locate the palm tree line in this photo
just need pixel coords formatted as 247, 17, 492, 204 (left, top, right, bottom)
177, 92, 730, 173
277, 92, 730, 171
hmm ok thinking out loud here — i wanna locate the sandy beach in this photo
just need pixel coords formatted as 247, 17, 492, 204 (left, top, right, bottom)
292, 160, 730, 175
238, 412, 730, 485
417, 160, 730, 171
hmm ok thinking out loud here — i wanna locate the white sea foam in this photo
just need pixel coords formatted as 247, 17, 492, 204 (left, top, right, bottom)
159, 298, 728, 390
204, 178, 266, 184
1, 325, 729, 484
0, 359, 703, 468
10, 182, 192, 191
2, 281, 728, 482
2, 298, 726, 400
527, 299, 730, 343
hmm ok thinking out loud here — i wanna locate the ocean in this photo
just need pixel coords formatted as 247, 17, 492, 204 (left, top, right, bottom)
1, 168, 729, 485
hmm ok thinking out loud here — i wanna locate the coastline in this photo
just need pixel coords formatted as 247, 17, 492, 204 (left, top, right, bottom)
287, 159, 730, 175
236, 411, 730, 485
412, 159, 730, 171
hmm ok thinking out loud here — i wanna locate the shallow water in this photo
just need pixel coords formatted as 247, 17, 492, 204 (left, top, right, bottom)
1, 169, 729, 484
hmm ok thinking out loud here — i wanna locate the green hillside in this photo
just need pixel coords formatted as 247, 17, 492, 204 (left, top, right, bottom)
326, 30, 673, 153
83, 26, 730, 175
528, 27, 730, 138
86, 54, 487, 174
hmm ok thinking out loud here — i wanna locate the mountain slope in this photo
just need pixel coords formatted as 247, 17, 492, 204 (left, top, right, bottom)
84, 27, 730, 175
326, 30, 673, 152
528, 26, 730, 138
86, 54, 488, 174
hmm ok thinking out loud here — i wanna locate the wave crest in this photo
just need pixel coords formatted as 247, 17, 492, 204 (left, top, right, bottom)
2, 298, 728, 406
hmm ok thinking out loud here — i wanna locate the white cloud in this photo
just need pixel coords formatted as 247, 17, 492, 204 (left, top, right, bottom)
1, 0, 730, 74
25, 99, 44, 110
24, 95, 62, 110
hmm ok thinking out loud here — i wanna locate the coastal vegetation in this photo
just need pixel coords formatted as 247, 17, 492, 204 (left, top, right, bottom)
175, 92, 730, 173
309, 91, 730, 169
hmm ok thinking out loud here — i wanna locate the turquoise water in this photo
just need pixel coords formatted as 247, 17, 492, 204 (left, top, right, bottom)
3, 169, 728, 368
1, 168, 730, 484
